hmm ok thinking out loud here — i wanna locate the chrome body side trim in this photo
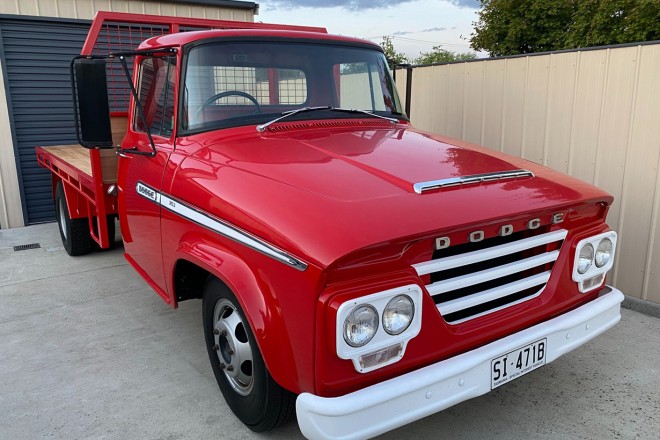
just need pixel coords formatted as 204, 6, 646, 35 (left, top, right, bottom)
135, 182, 308, 271
413, 169, 535, 194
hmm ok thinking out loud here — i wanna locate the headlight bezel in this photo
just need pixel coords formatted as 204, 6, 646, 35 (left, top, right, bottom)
572, 231, 617, 292
336, 284, 423, 373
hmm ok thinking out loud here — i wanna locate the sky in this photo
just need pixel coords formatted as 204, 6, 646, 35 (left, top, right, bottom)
256, 0, 483, 60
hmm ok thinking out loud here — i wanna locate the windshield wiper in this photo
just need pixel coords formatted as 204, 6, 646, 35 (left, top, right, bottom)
329, 107, 399, 124
256, 106, 331, 132
256, 106, 399, 132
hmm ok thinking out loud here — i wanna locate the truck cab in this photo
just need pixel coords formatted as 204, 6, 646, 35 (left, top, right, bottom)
116, 29, 405, 305
39, 12, 624, 440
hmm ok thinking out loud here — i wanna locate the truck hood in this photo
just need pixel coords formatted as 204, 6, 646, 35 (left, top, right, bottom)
173, 123, 612, 268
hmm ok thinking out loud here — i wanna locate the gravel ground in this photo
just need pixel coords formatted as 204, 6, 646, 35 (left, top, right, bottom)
1, 223, 658, 440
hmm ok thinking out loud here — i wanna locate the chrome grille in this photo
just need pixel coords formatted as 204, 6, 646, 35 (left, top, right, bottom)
413, 229, 567, 324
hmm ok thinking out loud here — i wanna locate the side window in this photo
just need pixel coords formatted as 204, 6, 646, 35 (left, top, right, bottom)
135, 56, 176, 137
336, 62, 386, 111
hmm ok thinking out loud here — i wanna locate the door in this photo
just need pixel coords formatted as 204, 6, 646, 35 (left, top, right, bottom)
118, 55, 177, 295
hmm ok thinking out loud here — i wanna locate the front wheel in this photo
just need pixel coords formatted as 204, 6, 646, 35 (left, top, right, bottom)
202, 277, 295, 432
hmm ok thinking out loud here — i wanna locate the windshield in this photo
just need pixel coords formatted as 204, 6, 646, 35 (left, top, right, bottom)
182, 41, 404, 133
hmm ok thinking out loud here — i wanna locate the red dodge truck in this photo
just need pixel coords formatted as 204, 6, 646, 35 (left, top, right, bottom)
36, 12, 624, 440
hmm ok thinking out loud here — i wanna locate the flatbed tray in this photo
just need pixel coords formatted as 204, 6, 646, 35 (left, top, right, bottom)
38, 144, 117, 184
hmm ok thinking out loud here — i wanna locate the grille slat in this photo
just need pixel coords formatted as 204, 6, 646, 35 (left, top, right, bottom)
413, 228, 567, 324
426, 250, 560, 296
413, 229, 568, 276
438, 270, 551, 315
443, 285, 546, 323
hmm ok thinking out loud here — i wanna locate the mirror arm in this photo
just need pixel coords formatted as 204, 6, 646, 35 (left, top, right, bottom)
118, 55, 157, 158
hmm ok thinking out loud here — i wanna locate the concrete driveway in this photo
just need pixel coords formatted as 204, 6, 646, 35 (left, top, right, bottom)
1, 223, 658, 440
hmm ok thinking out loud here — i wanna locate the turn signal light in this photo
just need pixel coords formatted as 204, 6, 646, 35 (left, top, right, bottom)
359, 343, 403, 369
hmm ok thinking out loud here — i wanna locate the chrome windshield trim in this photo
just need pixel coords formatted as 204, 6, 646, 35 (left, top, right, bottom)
413, 169, 535, 194
136, 182, 308, 271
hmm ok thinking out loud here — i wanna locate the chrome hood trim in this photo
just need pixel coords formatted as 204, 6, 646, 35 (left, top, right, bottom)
413, 169, 535, 194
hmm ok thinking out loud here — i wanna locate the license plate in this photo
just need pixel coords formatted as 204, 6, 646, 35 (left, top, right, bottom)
491, 338, 547, 389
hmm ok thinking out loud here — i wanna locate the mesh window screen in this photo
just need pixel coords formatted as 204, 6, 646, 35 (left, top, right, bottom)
211, 67, 307, 106
90, 21, 212, 113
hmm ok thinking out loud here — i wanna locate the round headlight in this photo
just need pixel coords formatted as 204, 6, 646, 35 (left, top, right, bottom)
343, 305, 378, 347
595, 238, 613, 268
382, 295, 414, 335
577, 243, 594, 274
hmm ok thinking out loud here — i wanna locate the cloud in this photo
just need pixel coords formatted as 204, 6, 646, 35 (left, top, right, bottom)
263, 0, 481, 12
448, 0, 480, 8
265, 0, 416, 11
393, 27, 448, 36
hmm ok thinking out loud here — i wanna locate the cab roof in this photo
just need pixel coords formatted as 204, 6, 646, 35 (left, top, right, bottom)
137, 29, 382, 51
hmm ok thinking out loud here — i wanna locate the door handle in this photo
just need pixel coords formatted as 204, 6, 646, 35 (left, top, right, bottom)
116, 150, 133, 158
116, 146, 156, 158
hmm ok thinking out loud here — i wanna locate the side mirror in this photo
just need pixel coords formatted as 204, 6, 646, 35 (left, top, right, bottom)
71, 57, 113, 148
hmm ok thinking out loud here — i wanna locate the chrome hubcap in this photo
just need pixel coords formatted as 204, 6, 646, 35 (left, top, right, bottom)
213, 299, 254, 396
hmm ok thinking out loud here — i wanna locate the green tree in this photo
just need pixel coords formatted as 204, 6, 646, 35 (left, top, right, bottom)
380, 36, 409, 68
470, 0, 577, 56
415, 46, 477, 65
567, 0, 660, 47
470, 0, 660, 57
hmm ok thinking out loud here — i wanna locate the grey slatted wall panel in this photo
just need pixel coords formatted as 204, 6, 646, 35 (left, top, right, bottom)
0, 19, 89, 224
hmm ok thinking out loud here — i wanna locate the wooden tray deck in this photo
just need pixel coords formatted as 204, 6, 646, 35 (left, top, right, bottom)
40, 145, 118, 184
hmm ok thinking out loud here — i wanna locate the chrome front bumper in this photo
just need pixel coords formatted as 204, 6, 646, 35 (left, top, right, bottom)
296, 287, 624, 440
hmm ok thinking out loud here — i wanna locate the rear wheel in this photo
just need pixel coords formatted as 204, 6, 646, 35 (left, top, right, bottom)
55, 182, 92, 256
202, 277, 295, 432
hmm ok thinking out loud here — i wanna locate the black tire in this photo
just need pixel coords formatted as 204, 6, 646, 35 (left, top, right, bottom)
55, 182, 92, 256
202, 277, 295, 432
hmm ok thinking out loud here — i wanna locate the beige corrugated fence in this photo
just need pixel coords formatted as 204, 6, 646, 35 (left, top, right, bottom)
396, 42, 660, 304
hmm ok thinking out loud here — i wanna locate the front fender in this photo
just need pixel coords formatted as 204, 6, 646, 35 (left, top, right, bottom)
168, 236, 324, 394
